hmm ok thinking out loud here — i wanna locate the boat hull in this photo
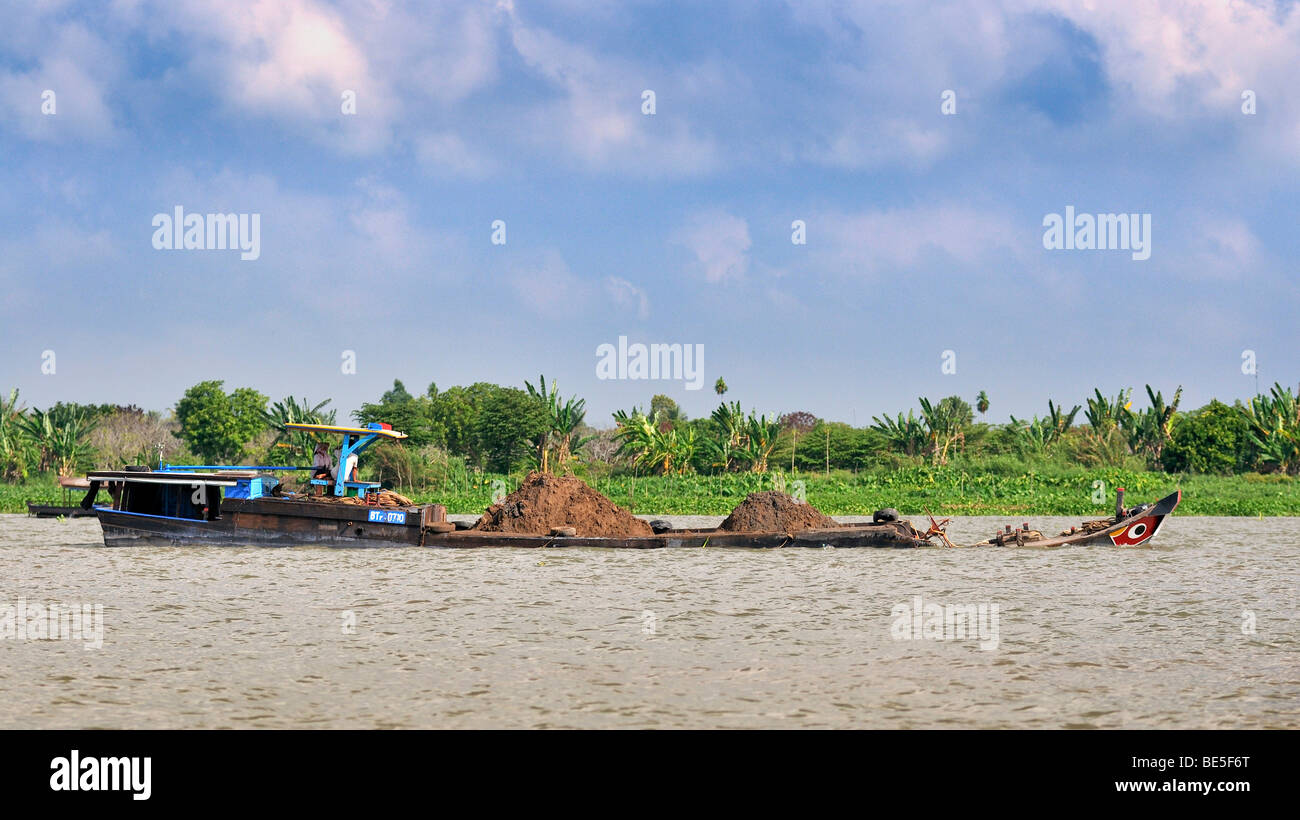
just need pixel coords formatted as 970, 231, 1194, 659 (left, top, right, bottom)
95, 497, 437, 548
92, 503, 928, 549
423, 521, 928, 549
28, 503, 102, 518
969, 490, 1182, 548
87, 491, 1181, 549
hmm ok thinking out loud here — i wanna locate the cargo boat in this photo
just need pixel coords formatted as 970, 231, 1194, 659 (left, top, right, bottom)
80, 422, 1180, 549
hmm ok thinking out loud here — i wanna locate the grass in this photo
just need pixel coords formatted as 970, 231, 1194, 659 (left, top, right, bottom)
5, 468, 1296, 517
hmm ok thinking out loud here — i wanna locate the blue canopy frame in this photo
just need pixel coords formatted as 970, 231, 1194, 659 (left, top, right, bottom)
162, 422, 404, 498
328, 429, 384, 496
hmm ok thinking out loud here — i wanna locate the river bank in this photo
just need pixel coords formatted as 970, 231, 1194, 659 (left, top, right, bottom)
6, 468, 1299, 517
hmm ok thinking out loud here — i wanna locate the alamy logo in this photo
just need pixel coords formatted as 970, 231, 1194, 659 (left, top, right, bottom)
596, 336, 705, 390
0, 598, 103, 649
152, 206, 261, 260
1042, 205, 1150, 261
50, 750, 151, 800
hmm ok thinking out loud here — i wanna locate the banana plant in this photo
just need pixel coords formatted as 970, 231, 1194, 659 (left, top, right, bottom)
1239, 383, 1300, 474
0, 389, 33, 481
262, 396, 336, 466
708, 401, 747, 471
613, 409, 694, 474
1123, 385, 1182, 466
740, 412, 781, 473
1010, 399, 1079, 455
525, 375, 590, 473
918, 396, 973, 466
870, 410, 927, 458
1085, 388, 1133, 431
1007, 414, 1052, 454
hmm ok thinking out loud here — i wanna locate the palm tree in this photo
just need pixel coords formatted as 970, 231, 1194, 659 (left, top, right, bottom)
714, 377, 728, 397
526, 376, 591, 473
262, 396, 336, 466
976, 390, 989, 416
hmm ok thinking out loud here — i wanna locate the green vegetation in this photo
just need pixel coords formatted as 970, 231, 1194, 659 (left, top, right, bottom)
174, 381, 269, 463
3, 378, 1300, 516
5, 464, 1295, 516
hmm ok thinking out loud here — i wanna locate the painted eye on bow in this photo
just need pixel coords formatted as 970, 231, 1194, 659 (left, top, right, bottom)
1110, 516, 1161, 546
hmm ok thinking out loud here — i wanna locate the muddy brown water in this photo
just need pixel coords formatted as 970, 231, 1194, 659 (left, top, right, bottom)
1, 513, 1296, 729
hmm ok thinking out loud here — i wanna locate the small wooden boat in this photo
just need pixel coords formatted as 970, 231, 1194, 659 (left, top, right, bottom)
27, 476, 106, 518
968, 488, 1181, 548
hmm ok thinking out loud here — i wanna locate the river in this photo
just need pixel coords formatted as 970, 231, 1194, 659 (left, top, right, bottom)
1, 513, 1295, 728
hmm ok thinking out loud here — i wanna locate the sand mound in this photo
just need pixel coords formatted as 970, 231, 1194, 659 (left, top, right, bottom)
719, 491, 838, 532
472, 472, 654, 537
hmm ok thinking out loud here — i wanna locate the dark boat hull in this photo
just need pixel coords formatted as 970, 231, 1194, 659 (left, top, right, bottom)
92, 501, 929, 549
89, 491, 1180, 549
424, 521, 929, 549
95, 497, 437, 548
28, 503, 101, 518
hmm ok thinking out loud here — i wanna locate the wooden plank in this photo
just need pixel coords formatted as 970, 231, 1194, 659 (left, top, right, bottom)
225, 497, 425, 525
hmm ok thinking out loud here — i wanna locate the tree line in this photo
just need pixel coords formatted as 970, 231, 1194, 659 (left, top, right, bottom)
1, 378, 1298, 486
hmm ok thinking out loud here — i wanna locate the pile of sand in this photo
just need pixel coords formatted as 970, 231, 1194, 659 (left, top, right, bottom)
718, 491, 838, 532
472, 472, 654, 537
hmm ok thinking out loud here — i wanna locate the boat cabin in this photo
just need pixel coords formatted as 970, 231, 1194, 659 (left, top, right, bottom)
82, 469, 243, 521
84, 422, 407, 521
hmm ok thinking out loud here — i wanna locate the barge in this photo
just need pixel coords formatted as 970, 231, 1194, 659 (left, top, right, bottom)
80, 423, 1181, 549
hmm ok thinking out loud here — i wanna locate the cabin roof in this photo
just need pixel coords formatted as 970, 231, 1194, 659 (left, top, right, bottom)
87, 470, 246, 486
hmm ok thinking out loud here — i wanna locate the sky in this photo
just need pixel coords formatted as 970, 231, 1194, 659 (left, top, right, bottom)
1, 0, 1297, 427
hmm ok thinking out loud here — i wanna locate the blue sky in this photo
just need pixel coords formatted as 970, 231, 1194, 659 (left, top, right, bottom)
1, 0, 1297, 426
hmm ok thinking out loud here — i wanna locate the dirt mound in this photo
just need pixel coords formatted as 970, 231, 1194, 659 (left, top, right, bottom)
472, 472, 654, 537
719, 491, 838, 532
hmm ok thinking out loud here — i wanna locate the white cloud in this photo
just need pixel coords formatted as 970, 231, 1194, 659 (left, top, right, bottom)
675, 211, 751, 283
507, 250, 591, 314
1019, 0, 1300, 161
1166, 212, 1265, 281
505, 14, 720, 174
604, 276, 650, 319
0, 20, 121, 142
814, 204, 1021, 275
415, 132, 496, 177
